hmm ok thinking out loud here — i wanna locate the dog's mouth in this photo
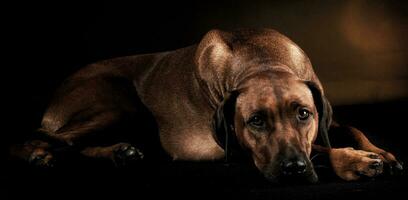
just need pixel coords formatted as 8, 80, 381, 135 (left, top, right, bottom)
261, 164, 319, 184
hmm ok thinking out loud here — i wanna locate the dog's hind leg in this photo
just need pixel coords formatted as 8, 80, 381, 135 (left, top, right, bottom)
45, 110, 124, 146
12, 76, 154, 167
11, 108, 131, 167
10, 139, 54, 167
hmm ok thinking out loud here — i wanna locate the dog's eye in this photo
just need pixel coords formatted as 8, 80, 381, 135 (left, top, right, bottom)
248, 115, 266, 128
297, 108, 310, 120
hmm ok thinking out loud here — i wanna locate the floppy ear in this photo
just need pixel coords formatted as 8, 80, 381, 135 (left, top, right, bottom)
213, 91, 239, 161
195, 30, 234, 95
305, 81, 333, 148
195, 29, 233, 73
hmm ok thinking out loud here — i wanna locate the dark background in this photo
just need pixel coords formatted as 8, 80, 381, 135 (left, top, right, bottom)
4, 0, 408, 199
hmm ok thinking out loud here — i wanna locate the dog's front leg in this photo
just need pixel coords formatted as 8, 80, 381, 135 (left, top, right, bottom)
313, 145, 384, 181
328, 122, 403, 175
81, 143, 144, 166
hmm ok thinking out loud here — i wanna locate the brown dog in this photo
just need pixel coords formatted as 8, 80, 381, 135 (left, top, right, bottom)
12, 29, 402, 182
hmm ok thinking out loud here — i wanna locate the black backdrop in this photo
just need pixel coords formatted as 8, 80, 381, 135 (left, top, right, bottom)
8, 0, 408, 104
5, 0, 408, 199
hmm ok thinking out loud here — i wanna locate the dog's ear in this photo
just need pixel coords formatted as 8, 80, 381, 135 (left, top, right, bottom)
305, 81, 333, 148
195, 29, 234, 89
213, 91, 239, 151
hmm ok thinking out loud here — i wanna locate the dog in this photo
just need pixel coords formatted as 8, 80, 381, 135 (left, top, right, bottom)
11, 29, 403, 182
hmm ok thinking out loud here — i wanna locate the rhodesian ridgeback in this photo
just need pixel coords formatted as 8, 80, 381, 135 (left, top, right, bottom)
11, 29, 403, 182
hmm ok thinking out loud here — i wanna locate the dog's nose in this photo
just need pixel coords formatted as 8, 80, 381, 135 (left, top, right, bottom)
281, 159, 307, 175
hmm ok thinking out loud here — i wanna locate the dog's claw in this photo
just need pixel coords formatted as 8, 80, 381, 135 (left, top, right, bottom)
378, 151, 404, 176
28, 150, 54, 168
387, 161, 404, 176
113, 144, 144, 166
395, 161, 403, 171
369, 161, 382, 169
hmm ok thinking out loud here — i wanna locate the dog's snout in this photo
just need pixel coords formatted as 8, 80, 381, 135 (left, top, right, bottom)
281, 159, 307, 176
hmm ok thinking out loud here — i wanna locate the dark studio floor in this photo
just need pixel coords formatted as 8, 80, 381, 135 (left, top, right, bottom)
4, 100, 408, 199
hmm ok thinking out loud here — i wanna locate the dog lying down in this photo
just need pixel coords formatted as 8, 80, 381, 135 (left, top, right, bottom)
11, 28, 403, 183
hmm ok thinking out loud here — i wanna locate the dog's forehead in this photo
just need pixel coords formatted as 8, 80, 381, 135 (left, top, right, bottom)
238, 76, 314, 111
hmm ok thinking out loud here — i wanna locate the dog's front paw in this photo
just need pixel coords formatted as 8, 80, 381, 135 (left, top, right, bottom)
28, 149, 55, 168
329, 147, 384, 181
377, 151, 403, 176
113, 143, 144, 166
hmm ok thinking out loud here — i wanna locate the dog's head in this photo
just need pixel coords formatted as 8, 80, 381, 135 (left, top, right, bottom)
197, 29, 332, 183
215, 73, 332, 183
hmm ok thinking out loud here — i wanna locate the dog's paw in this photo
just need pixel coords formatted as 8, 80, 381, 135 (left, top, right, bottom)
28, 149, 55, 168
377, 151, 403, 176
113, 143, 144, 166
329, 147, 384, 181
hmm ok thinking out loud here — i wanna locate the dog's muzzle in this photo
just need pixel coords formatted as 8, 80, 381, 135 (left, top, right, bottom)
262, 157, 318, 183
